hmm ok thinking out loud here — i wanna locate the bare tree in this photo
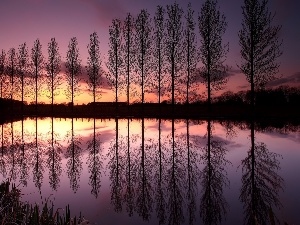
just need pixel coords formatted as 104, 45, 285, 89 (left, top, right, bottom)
134, 9, 152, 104
65, 37, 81, 111
0, 50, 6, 98
87, 32, 102, 105
106, 19, 123, 110
165, 3, 184, 106
122, 13, 135, 106
239, 0, 282, 109
184, 3, 197, 104
46, 38, 61, 113
31, 39, 44, 112
17, 43, 29, 112
198, 0, 228, 106
6, 48, 17, 108
153, 5, 166, 104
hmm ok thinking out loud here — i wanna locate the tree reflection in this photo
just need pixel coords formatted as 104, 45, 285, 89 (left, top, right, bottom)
122, 118, 135, 216
86, 118, 102, 198
65, 117, 83, 193
185, 119, 198, 225
240, 121, 283, 225
107, 118, 123, 212
18, 118, 30, 186
31, 117, 45, 190
46, 117, 62, 191
166, 119, 185, 225
154, 118, 167, 225
135, 118, 153, 221
7, 121, 19, 181
199, 119, 230, 225
0, 123, 8, 177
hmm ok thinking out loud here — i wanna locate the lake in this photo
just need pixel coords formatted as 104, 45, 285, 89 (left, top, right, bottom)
0, 117, 299, 225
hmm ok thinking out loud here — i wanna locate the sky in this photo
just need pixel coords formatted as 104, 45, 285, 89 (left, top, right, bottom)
0, 0, 299, 104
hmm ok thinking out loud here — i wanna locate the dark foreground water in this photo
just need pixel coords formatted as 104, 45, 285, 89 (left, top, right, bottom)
0, 117, 299, 225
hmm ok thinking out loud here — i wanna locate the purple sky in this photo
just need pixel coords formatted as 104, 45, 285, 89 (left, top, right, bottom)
0, 0, 299, 102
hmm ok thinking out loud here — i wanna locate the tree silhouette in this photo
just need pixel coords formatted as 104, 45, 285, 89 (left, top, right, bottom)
6, 48, 17, 110
198, 0, 228, 106
31, 39, 44, 112
0, 50, 6, 98
65, 118, 83, 193
86, 118, 102, 198
17, 43, 29, 113
122, 13, 135, 106
183, 3, 197, 104
239, 0, 282, 108
134, 9, 152, 104
153, 6, 166, 104
165, 3, 184, 106
87, 32, 102, 105
107, 19, 123, 110
199, 120, 230, 225
46, 38, 61, 114
65, 37, 81, 112
46, 117, 62, 191
240, 121, 283, 225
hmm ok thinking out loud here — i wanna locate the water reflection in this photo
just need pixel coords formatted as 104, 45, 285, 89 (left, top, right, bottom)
31, 117, 45, 190
18, 118, 30, 187
185, 119, 198, 225
46, 117, 62, 191
199, 119, 230, 225
240, 121, 283, 225
135, 118, 153, 221
107, 118, 122, 212
166, 119, 185, 225
86, 117, 103, 198
65, 117, 83, 193
0, 117, 296, 224
154, 118, 167, 225
0, 123, 7, 177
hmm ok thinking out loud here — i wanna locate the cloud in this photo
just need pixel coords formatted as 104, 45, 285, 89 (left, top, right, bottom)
194, 67, 241, 83
267, 72, 300, 88
60, 61, 111, 90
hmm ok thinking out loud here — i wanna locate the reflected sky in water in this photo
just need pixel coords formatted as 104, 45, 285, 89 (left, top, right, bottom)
0, 117, 299, 225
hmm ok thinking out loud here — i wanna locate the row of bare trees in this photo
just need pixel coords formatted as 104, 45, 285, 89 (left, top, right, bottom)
106, 1, 228, 106
0, 35, 102, 110
0, 0, 281, 108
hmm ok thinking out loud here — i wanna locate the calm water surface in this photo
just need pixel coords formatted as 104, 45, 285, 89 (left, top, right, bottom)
0, 117, 299, 225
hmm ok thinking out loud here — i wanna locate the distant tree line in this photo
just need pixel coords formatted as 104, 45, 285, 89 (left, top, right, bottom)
0, 0, 285, 109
